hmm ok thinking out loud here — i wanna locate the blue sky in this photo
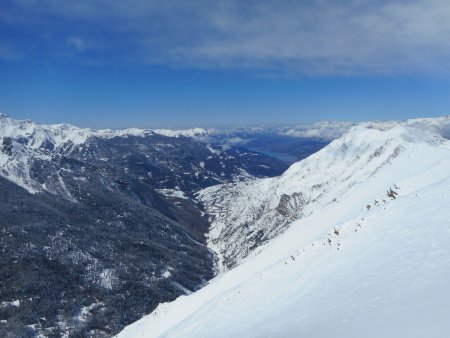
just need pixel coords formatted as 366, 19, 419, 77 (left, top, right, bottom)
1, 0, 450, 128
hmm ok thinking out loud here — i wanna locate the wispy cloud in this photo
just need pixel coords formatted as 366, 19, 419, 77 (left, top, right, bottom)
66, 36, 91, 52
0, 44, 23, 61
3, 0, 450, 75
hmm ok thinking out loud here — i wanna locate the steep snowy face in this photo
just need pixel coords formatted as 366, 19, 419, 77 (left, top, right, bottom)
198, 125, 449, 271
0, 116, 143, 193
0, 138, 50, 192
118, 125, 450, 338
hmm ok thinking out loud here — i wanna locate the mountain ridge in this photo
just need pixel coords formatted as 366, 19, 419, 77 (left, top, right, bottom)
198, 125, 449, 271
117, 124, 450, 337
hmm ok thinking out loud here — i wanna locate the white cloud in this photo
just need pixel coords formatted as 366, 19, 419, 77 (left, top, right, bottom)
278, 115, 450, 140
0, 44, 22, 61
176, 0, 450, 75
221, 136, 250, 151
66, 36, 90, 51
5, 0, 450, 75
280, 122, 355, 140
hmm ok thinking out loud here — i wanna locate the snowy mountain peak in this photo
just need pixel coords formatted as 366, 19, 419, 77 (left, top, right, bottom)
346, 124, 445, 144
198, 125, 450, 271
328, 125, 445, 152
283, 125, 445, 177
0, 116, 95, 150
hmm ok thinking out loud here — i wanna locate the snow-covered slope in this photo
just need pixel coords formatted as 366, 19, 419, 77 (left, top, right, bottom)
198, 125, 447, 271
117, 125, 450, 337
